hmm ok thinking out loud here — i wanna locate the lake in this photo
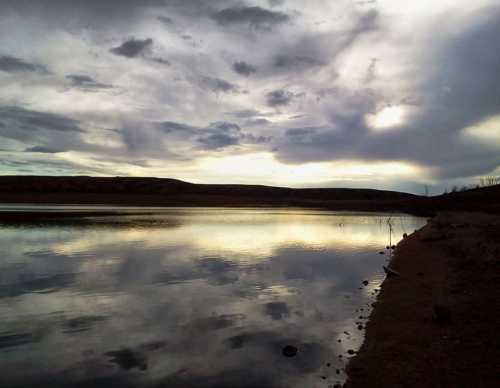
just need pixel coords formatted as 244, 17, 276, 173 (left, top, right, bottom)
0, 207, 426, 388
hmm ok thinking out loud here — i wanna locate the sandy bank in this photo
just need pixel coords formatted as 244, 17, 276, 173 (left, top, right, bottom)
345, 213, 500, 388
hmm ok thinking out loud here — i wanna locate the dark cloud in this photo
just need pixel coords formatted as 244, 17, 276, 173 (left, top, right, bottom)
273, 55, 326, 70
201, 76, 240, 94
24, 146, 63, 153
266, 89, 295, 107
66, 74, 113, 89
0, 106, 83, 133
286, 127, 317, 137
196, 121, 242, 150
159, 121, 198, 134
156, 119, 267, 151
110, 38, 153, 58
212, 6, 290, 30
232, 61, 257, 76
0, 55, 48, 74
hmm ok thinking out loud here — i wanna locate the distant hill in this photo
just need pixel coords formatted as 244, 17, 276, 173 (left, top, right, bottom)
0, 175, 419, 212
0, 176, 498, 215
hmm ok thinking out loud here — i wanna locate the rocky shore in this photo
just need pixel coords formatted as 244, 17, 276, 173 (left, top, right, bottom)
344, 212, 500, 388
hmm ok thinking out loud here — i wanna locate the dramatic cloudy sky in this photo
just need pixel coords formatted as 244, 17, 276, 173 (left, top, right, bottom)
1, 0, 500, 193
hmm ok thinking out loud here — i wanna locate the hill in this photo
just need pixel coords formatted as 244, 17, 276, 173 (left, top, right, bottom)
0, 176, 498, 215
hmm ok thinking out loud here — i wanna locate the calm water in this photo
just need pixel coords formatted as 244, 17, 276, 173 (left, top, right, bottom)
0, 207, 426, 388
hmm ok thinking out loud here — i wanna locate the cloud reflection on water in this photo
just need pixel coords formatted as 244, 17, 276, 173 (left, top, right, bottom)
0, 208, 425, 388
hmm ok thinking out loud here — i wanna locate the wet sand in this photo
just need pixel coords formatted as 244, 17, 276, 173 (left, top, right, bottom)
345, 213, 500, 388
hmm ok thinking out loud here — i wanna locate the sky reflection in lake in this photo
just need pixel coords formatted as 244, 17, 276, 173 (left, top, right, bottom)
0, 208, 426, 388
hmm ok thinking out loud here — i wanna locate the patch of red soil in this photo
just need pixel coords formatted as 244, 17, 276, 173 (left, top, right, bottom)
345, 213, 500, 388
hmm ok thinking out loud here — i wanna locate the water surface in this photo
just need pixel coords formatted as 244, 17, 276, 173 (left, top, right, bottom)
0, 207, 426, 388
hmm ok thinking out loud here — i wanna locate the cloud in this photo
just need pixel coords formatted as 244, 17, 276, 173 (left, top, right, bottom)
200, 76, 240, 94
226, 109, 274, 119
273, 55, 326, 70
212, 6, 290, 30
268, 0, 285, 6
66, 74, 113, 90
110, 38, 153, 58
24, 146, 63, 153
0, 106, 83, 133
232, 61, 257, 76
266, 89, 295, 107
274, 8, 500, 180
158, 15, 175, 25
196, 121, 242, 150
156, 119, 269, 151
0, 55, 48, 73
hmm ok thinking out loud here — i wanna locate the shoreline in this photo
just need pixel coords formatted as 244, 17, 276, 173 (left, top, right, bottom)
344, 212, 500, 388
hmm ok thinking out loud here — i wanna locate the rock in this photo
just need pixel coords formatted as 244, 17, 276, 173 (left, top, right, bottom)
336, 369, 340, 374
357, 324, 363, 330
338, 339, 341, 343
343, 331, 350, 335
383, 265, 400, 277
386, 245, 390, 249
321, 376, 327, 380
327, 362, 331, 367
347, 349, 355, 355
282, 345, 298, 357
362, 280, 369, 286
379, 251, 385, 254
391, 245, 396, 249
403, 233, 408, 238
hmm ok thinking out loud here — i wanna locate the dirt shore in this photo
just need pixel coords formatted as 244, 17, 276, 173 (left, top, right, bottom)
345, 213, 500, 388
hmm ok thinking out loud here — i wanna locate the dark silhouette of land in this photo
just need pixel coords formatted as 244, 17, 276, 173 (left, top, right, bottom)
0, 176, 499, 217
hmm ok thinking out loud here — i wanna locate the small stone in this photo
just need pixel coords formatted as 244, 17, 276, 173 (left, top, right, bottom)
391, 245, 396, 249
362, 280, 369, 286
337, 339, 341, 343
326, 362, 331, 367
321, 376, 327, 380
379, 251, 385, 254
357, 324, 363, 330
282, 345, 298, 357
403, 233, 408, 238
336, 369, 340, 374
347, 349, 355, 355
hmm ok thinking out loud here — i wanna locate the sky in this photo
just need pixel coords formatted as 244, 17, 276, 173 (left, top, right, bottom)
1, 0, 499, 194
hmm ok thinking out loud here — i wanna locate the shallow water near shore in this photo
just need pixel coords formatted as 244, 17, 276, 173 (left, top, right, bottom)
0, 207, 425, 388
